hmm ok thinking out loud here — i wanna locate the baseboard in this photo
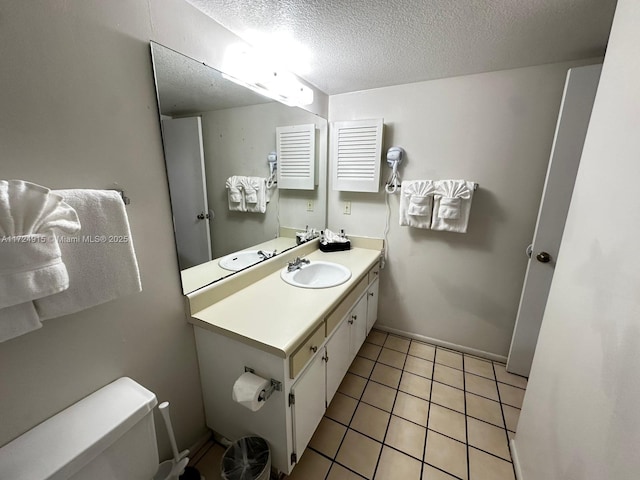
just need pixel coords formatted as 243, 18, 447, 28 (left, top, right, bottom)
187, 429, 214, 465
374, 324, 508, 363
511, 438, 524, 480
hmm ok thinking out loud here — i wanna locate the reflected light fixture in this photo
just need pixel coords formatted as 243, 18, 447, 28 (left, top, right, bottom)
222, 43, 314, 107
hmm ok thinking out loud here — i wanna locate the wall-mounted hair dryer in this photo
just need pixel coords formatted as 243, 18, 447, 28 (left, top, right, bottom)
385, 146, 404, 194
267, 151, 277, 188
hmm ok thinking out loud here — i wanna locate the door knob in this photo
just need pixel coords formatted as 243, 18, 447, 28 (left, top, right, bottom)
536, 251, 552, 263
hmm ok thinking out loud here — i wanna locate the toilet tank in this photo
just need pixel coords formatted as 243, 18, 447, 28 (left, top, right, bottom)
0, 377, 159, 480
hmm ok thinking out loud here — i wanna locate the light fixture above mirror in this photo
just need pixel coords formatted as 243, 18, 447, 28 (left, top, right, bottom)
222, 43, 314, 107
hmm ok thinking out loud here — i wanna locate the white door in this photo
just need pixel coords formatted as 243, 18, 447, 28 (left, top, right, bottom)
291, 352, 325, 465
507, 65, 601, 377
162, 117, 212, 270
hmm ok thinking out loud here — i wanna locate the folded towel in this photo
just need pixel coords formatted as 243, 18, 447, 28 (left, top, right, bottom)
0, 302, 42, 343
399, 180, 435, 229
239, 176, 267, 214
431, 180, 475, 233
0, 180, 81, 340
34, 190, 142, 320
407, 195, 432, 216
226, 176, 245, 212
0, 233, 69, 309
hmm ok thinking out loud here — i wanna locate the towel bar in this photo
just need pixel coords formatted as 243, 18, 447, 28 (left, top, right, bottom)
109, 188, 130, 205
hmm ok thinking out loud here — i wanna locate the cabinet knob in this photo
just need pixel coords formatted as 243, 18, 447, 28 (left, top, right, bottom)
322, 354, 329, 363
348, 319, 354, 325
369, 292, 374, 297
310, 345, 318, 353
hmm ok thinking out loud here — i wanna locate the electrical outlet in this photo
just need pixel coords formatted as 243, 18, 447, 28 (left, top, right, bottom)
306, 200, 314, 212
343, 201, 351, 215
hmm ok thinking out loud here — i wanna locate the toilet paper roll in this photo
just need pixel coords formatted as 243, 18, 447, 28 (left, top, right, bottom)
232, 372, 270, 412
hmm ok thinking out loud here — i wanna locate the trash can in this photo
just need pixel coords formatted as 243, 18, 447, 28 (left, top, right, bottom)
221, 437, 271, 480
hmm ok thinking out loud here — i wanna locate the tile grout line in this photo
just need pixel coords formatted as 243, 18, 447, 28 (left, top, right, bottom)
419, 342, 437, 480
323, 332, 382, 480
462, 354, 471, 480
325, 331, 386, 480
369, 337, 409, 479
492, 361, 518, 479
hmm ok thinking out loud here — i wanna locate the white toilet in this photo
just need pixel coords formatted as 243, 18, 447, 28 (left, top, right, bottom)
0, 377, 160, 480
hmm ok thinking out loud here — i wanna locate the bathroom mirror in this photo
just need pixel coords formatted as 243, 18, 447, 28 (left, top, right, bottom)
150, 42, 328, 294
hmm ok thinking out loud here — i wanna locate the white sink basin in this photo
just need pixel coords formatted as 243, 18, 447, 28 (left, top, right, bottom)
218, 250, 264, 271
281, 261, 352, 289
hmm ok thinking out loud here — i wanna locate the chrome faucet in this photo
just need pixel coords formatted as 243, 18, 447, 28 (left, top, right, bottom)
287, 256, 310, 272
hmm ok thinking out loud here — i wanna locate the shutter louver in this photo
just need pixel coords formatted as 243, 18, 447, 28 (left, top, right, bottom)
276, 124, 316, 190
331, 119, 383, 192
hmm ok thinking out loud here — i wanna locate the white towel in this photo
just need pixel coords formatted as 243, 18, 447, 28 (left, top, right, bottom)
431, 180, 475, 233
0, 180, 81, 342
34, 190, 142, 320
239, 176, 267, 214
399, 180, 435, 229
226, 176, 245, 212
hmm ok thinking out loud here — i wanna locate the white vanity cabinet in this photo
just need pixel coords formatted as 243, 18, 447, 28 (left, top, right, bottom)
193, 259, 381, 475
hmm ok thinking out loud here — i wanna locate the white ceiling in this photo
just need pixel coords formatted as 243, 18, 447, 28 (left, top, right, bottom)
185, 0, 617, 95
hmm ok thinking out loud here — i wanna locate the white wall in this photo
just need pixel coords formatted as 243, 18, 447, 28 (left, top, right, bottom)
513, 1, 640, 478
201, 102, 327, 258
328, 59, 599, 357
0, 0, 331, 459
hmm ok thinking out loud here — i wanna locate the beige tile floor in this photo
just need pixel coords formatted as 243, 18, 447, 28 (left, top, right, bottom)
192, 330, 527, 480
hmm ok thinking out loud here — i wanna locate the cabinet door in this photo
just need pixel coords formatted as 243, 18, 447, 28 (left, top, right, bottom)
366, 279, 379, 335
348, 295, 368, 363
326, 318, 351, 404
291, 352, 326, 463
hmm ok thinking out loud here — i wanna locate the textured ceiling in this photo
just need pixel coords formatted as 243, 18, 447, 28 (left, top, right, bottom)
151, 42, 271, 116
185, 0, 617, 95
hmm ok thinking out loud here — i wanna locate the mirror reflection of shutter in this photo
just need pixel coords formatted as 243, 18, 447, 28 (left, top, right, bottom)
276, 124, 316, 190
331, 118, 383, 192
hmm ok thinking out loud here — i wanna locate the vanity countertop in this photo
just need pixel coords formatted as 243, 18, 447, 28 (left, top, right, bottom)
189, 246, 381, 358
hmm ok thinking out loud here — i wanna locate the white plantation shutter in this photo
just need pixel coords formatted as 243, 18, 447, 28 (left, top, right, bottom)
331, 119, 383, 192
276, 124, 316, 190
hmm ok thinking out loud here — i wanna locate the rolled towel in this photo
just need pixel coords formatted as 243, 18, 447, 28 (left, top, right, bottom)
0, 179, 81, 341
226, 176, 245, 211
431, 180, 475, 233
239, 176, 267, 214
399, 180, 435, 229
34, 189, 141, 321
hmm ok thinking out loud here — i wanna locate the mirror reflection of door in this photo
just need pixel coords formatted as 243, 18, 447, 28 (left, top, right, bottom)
162, 116, 212, 270
507, 64, 602, 377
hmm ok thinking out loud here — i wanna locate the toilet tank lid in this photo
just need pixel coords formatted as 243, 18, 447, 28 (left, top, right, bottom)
0, 377, 158, 480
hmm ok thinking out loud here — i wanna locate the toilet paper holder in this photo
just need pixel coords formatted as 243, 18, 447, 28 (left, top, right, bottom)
245, 366, 282, 402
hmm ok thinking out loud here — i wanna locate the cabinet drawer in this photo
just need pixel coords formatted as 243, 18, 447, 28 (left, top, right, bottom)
326, 276, 368, 337
368, 263, 380, 284
290, 322, 325, 379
